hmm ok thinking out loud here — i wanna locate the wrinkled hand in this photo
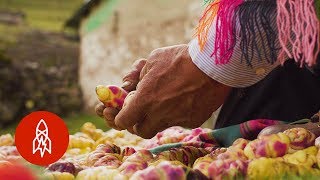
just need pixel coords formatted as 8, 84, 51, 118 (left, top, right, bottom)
96, 44, 231, 138
95, 58, 146, 132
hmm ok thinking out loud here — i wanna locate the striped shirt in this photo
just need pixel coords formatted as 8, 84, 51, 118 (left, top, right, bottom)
189, 18, 280, 88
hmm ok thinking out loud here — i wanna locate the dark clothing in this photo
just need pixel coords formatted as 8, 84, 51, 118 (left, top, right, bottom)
215, 59, 320, 129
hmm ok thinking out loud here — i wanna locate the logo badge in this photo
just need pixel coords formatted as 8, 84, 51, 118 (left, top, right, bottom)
32, 119, 52, 158
15, 111, 69, 166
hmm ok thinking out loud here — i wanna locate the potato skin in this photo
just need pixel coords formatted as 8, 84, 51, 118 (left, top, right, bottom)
258, 123, 320, 138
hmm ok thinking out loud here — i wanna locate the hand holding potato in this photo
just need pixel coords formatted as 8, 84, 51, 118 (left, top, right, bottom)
96, 44, 231, 138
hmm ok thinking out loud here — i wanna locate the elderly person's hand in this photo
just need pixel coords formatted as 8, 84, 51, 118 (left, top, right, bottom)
96, 44, 231, 138
95, 58, 147, 132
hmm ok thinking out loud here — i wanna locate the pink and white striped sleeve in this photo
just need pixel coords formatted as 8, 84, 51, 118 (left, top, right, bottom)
188, 21, 280, 88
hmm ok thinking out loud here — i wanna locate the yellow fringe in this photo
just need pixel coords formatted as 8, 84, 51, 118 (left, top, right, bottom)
195, 1, 221, 51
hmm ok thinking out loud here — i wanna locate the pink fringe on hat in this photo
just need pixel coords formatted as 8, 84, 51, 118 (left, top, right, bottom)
196, 0, 319, 67
277, 0, 320, 67
212, 0, 244, 65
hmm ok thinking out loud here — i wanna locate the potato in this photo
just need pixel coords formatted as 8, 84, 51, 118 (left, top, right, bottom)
95, 85, 128, 108
244, 133, 290, 159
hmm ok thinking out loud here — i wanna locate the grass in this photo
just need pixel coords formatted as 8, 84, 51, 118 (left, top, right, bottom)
1, 113, 110, 135
0, 24, 24, 52
63, 113, 110, 134
0, 0, 83, 31
0, 0, 84, 60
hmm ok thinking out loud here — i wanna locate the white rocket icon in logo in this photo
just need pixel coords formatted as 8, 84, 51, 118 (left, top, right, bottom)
32, 119, 52, 158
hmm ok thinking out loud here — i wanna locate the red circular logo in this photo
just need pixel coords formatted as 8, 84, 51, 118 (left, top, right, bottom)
15, 111, 69, 166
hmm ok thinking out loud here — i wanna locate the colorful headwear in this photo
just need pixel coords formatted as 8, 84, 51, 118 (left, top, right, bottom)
196, 0, 320, 67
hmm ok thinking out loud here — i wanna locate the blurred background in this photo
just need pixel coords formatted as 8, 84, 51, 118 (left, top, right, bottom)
0, 0, 209, 134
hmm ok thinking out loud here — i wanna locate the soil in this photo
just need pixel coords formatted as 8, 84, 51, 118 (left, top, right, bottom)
0, 30, 83, 126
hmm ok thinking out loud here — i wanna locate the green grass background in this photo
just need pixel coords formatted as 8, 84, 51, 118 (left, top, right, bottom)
0, 0, 83, 31
0, 0, 82, 51
0, 0, 110, 135
1, 113, 109, 135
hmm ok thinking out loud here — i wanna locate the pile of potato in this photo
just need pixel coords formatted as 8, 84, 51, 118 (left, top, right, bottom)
1, 122, 320, 179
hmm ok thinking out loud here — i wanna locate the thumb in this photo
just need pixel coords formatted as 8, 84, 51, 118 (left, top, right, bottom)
114, 91, 146, 130
122, 59, 146, 91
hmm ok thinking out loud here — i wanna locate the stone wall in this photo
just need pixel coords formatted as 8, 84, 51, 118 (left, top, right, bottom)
79, 0, 204, 111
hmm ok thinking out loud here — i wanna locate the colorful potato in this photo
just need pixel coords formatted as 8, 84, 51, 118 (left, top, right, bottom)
0, 153, 5, 161
81, 122, 104, 141
73, 132, 91, 139
282, 146, 317, 167
193, 155, 215, 177
95, 168, 127, 179
315, 136, 320, 148
145, 127, 212, 149
181, 127, 211, 142
86, 151, 106, 166
66, 147, 91, 156
86, 151, 121, 167
122, 150, 154, 163
47, 161, 78, 175
208, 148, 228, 158
120, 147, 136, 157
5, 120, 320, 179
76, 167, 125, 179
247, 157, 289, 179
208, 159, 248, 180
231, 138, 250, 150
43, 172, 75, 180
0, 146, 19, 156
283, 128, 316, 153
155, 146, 209, 167
95, 85, 128, 108
192, 147, 228, 176
68, 135, 95, 149
150, 159, 186, 167
317, 147, 320, 168
130, 161, 187, 180
0, 134, 14, 146
119, 161, 148, 177
93, 129, 145, 148
0, 146, 22, 164
247, 157, 318, 179
95, 143, 121, 154
244, 133, 290, 159
216, 147, 248, 161
186, 169, 209, 180
119, 150, 154, 176
145, 126, 190, 148
93, 154, 122, 168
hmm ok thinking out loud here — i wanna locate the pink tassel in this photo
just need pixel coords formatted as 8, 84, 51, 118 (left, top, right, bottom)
212, 0, 244, 64
277, 0, 320, 67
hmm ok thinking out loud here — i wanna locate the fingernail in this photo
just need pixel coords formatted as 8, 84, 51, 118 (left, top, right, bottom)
122, 81, 131, 88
